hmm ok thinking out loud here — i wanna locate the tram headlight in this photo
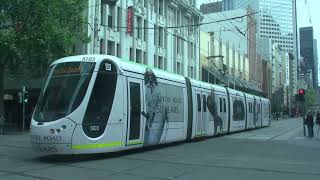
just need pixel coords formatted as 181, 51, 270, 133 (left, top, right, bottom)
50, 129, 55, 134
61, 125, 67, 129
56, 129, 61, 133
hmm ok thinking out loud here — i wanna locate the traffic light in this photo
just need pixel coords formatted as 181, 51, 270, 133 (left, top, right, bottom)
295, 89, 305, 102
23, 91, 29, 103
298, 89, 305, 95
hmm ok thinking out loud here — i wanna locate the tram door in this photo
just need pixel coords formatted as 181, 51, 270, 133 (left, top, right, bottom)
126, 78, 145, 146
195, 92, 209, 136
220, 97, 227, 132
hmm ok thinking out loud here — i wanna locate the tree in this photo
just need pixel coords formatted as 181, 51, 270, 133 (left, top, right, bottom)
0, 0, 89, 118
304, 88, 316, 113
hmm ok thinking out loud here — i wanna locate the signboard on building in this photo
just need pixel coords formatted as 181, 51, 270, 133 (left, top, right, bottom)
285, 53, 290, 87
127, 6, 133, 34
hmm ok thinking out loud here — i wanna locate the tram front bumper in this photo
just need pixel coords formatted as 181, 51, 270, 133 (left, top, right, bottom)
30, 118, 76, 155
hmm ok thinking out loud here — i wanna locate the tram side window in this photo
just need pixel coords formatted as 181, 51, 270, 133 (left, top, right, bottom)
223, 98, 226, 112
129, 82, 141, 140
203, 95, 207, 112
219, 98, 222, 112
197, 94, 201, 112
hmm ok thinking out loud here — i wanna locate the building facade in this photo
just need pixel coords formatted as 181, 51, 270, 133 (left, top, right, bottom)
234, 0, 298, 95
200, 8, 262, 92
83, 0, 201, 79
299, 26, 316, 88
200, 0, 235, 14
200, 31, 261, 94
313, 39, 318, 88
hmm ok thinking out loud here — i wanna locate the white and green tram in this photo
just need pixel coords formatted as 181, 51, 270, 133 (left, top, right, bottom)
30, 55, 271, 155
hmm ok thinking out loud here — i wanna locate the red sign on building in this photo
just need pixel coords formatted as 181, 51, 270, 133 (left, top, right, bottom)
127, 6, 133, 34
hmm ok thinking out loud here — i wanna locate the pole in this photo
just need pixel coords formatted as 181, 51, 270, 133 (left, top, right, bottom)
22, 86, 25, 131
93, 0, 100, 54
287, 87, 289, 116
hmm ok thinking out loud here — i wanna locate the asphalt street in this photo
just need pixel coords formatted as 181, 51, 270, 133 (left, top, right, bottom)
0, 118, 319, 180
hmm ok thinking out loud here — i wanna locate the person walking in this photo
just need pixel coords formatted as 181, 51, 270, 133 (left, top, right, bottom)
315, 112, 320, 139
305, 112, 314, 138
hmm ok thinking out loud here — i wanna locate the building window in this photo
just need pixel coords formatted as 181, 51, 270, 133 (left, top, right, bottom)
159, 0, 164, 16
143, 52, 147, 65
177, 10, 180, 26
117, 7, 121, 32
144, 20, 148, 41
154, 25, 157, 46
136, 16, 143, 39
101, 3, 107, 26
177, 62, 181, 75
176, 37, 181, 54
159, 27, 164, 47
154, 55, 157, 67
107, 5, 114, 28
188, 42, 194, 59
130, 48, 134, 61
189, 19, 194, 35
144, 0, 148, 8
107, 40, 115, 55
100, 39, 105, 54
189, 66, 194, 78
158, 56, 163, 69
136, 49, 142, 63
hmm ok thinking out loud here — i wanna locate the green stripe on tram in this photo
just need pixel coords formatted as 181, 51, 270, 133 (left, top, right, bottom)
72, 142, 123, 150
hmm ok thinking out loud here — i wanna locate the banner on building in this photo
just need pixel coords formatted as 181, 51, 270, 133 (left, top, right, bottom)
285, 53, 290, 87
127, 6, 133, 34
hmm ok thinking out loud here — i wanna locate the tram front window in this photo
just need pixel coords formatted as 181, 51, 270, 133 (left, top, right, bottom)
33, 62, 96, 123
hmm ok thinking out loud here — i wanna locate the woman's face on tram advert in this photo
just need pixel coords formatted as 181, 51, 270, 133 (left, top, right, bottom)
144, 69, 158, 93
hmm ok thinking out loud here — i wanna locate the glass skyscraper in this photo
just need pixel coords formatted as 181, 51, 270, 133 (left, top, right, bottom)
235, 0, 295, 53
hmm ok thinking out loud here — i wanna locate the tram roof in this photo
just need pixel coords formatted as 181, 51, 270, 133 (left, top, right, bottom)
52, 55, 187, 84
51, 55, 269, 101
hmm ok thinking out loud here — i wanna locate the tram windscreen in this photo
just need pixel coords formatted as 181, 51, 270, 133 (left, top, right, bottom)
33, 62, 96, 122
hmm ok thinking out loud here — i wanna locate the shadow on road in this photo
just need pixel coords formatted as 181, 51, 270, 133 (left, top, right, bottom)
36, 141, 186, 164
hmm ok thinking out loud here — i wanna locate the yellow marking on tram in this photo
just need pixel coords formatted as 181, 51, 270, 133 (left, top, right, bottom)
72, 142, 123, 150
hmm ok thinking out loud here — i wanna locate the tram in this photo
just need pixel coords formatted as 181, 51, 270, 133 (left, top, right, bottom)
30, 55, 271, 155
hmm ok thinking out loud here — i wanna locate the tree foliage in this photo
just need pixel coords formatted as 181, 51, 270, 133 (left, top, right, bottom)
0, 0, 89, 117
304, 88, 316, 112
0, 0, 89, 73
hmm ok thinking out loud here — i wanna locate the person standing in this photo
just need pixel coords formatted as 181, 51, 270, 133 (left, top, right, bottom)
305, 112, 314, 138
315, 112, 320, 139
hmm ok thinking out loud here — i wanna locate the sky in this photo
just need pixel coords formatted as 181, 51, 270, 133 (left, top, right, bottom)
196, 0, 320, 83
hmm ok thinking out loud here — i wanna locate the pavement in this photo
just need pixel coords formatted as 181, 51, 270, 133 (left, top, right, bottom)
0, 117, 319, 180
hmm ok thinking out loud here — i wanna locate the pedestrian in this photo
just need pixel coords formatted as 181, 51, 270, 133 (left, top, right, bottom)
305, 111, 314, 138
315, 112, 320, 140
276, 112, 280, 121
